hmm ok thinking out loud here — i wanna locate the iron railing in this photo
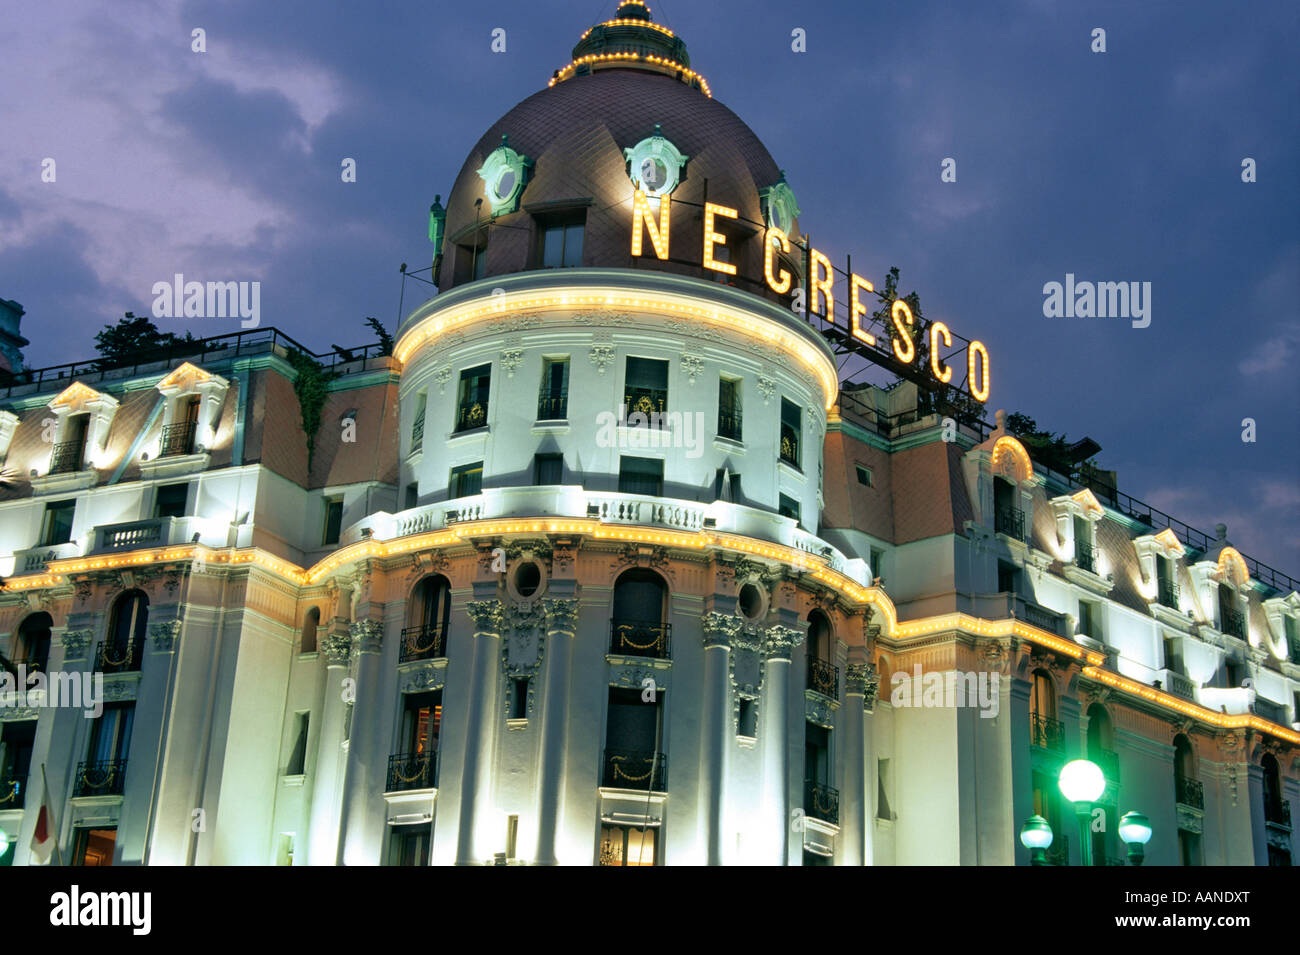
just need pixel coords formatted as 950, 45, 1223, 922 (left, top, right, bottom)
74, 759, 127, 797
1076, 539, 1095, 573
94, 640, 143, 674
1030, 714, 1065, 752
0, 775, 25, 809
805, 782, 840, 825
1176, 776, 1204, 811
609, 619, 671, 659
623, 386, 668, 420
1220, 607, 1246, 640
386, 751, 438, 792
48, 440, 84, 474
602, 749, 667, 791
537, 393, 568, 421
455, 401, 487, 432
410, 412, 425, 453
807, 659, 839, 699
995, 506, 1024, 540
1265, 797, 1292, 829
398, 624, 446, 664
159, 420, 196, 456
717, 408, 742, 442
1157, 579, 1180, 610
780, 425, 800, 467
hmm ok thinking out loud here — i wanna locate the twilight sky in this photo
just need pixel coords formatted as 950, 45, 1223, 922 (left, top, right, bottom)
1, 0, 1297, 574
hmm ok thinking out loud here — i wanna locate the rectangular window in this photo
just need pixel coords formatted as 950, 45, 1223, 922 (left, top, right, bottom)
509, 678, 529, 720
405, 483, 418, 510
286, 712, 309, 776
506, 814, 519, 860
40, 500, 76, 546
624, 357, 668, 420
537, 358, 569, 420
998, 561, 1018, 594
778, 493, 800, 524
322, 497, 343, 546
876, 758, 892, 820
717, 376, 742, 441
856, 465, 873, 487
73, 828, 117, 866
533, 453, 563, 486
402, 691, 443, 756
456, 364, 491, 432
737, 697, 758, 738
1078, 600, 1098, 640
51, 414, 89, 473
870, 547, 885, 585
450, 462, 484, 498
456, 242, 487, 283
541, 221, 584, 268
1074, 515, 1093, 572
603, 686, 664, 790
780, 398, 801, 468
1178, 829, 1201, 866
154, 483, 189, 519
599, 824, 657, 866
619, 456, 664, 497
411, 391, 427, 453
387, 824, 431, 867
88, 703, 134, 764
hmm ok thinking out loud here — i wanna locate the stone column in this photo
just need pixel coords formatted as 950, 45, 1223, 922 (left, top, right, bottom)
456, 599, 505, 865
761, 624, 804, 865
338, 619, 384, 865
975, 640, 1014, 865
534, 598, 579, 865
307, 627, 351, 865
700, 612, 741, 865
842, 655, 879, 866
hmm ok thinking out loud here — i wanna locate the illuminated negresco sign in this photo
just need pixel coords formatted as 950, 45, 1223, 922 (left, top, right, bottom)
630, 191, 991, 402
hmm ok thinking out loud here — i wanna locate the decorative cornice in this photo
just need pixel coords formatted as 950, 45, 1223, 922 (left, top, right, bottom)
349, 619, 384, 655
467, 599, 506, 634
148, 619, 182, 653
762, 624, 805, 660
61, 630, 91, 660
320, 631, 352, 665
701, 611, 742, 649
543, 598, 580, 635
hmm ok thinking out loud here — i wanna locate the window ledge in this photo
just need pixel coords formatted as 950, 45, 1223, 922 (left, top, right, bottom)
533, 420, 570, 433
447, 426, 490, 442
778, 459, 803, 476
714, 435, 745, 453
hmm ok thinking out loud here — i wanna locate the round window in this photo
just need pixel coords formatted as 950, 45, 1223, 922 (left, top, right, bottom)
738, 583, 763, 621
494, 169, 516, 200
514, 561, 541, 598
639, 157, 668, 193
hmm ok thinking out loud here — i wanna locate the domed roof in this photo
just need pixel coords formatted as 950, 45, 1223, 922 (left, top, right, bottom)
434, 8, 799, 303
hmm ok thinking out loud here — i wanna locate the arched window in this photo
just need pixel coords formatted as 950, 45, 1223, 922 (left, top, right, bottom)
103, 590, 147, 673
301, 607, 320, 654
610, 569, 669, 658
806, 610, 838, 697
1085, 703, 1113, 758
1029, 669, 1060, 750
14, 612, 53, 672
402, 575, 451, 662
1173, 734, 1195, 782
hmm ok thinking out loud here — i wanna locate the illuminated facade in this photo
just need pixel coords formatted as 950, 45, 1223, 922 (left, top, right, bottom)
1, 2, 1298, 866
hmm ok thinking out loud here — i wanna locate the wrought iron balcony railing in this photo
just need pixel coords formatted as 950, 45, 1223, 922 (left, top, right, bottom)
537, 393, 568, 421
0, 775, 25, 809
602, 749, 666, 791
805, 782, 840, 825
1175, 775, 1204, 811
410, 412, 425, 453
609, 618, 671, 659
807, 659, 839, 699
398, 624, 446, 664
623, 386, 668, 420
74, 759, 127, 797
1220, 607, 1246, 640
1030, 713, 1065, 752
717, 409, 742, 442
995, 505, 1024, 540
455, 401, 487, 432
1265, 797, 1292, 829
386, 751, 438, 793
48, 439, 85, 475
779, 426, 800, 467
1157, 578, 1180, 610
94, 640, 143, 674
159, 420, 196, 456
1075, 538, 1095, 573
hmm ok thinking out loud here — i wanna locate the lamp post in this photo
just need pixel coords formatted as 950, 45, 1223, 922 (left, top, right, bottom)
1058, 758, 1105, 867
1019, 815, 1054, 866
1118, 811, 1153, 866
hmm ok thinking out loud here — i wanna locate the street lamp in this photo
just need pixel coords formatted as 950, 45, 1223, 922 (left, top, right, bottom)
1019, 815, 1054, 866
1059, 759, 1105, 867
1118, 811, 1153, 866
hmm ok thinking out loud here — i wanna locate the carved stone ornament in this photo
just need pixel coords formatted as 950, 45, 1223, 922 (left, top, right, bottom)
701, 611, 742, 649
149, 619, 182, 653
551, 540, 576, 576
400, 661, 447, 695
680, 354, 703, 384
543, 599, 580, 635
466, 600, 506, 634
762, 624, 805, 660
434, 366, 452, 394
805, 692, 836, 729
589, 345, 616, 375
500, 349, 524, 378
349, 619, 384, 655
61, 630, 92, 660
321, 632, 353, 666
756, 376, 776, 405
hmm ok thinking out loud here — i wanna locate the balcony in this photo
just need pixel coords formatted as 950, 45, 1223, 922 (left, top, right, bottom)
717, 408, 742, 442
1075, 538, 1095, 574
1030, 714, 1065, 752
73, 759, 127, 798
807, 659, 839, 698
536, 393, 568, 421
410, 412, 425, 453
1175, 775, 1204, 811
94, 640, 143, 675
805, 782, 840, 825
12, 541, 80, 574
609, 619, 671, 659
995, 505, 1024, 541
386, 751, 438, 793
159, 420, 197, 457
0, 775, 26, 809
623, 386, 667, 421
398, 624, 446, 664
1157, 578, 1180, 610
779, 426, 800, 468
454, 400, 487, 432
48, 439, 85, 475
91, 516, 197, 554
602, 749, 667, 791
1265, 797, 1292, 830
1220, 607, 1246, 640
